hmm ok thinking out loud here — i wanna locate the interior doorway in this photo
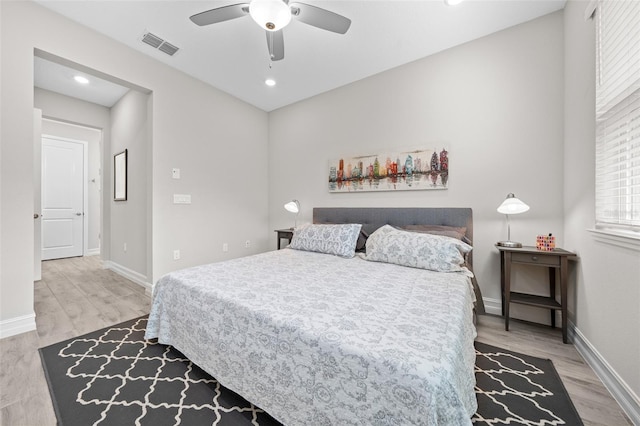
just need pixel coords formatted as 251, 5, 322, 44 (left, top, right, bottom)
33, 50, 153, 291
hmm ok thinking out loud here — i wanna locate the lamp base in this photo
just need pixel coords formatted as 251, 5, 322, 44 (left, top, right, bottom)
496, 240, 523, 248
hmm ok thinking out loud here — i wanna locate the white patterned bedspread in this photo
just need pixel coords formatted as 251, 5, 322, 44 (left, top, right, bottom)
145, 248, 478, 425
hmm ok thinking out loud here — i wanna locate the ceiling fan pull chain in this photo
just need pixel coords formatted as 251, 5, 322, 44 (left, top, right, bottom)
267, 31, 276, 61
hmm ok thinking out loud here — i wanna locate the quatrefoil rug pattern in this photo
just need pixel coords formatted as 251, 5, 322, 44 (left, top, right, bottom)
472, 342, 583, 425
40, 317, 582, 426
39, 317, 280, 426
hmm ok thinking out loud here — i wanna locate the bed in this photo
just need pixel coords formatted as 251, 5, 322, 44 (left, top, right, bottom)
145, 207, 480, 425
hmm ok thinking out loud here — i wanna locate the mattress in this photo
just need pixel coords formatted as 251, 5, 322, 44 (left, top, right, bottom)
145, 248, 478, 425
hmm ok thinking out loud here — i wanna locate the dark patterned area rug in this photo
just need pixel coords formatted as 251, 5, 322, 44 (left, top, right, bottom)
40, 317, 583, 426
472, 342, 583, 425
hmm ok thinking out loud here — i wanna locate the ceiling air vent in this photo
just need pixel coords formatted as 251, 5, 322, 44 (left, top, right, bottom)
141, 32, 180, 56
158, 42, 179, 56
142, 32, 163, 48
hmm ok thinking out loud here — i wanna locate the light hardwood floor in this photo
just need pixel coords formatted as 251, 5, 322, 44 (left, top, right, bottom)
0, 256, 632, 425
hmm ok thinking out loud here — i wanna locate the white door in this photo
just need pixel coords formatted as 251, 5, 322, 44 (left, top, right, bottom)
41, 137, 85, 260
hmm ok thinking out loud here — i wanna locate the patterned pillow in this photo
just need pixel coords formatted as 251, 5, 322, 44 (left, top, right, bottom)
365, 224, 472, 272
322, 223, 369, 252
289, 223, 362, 258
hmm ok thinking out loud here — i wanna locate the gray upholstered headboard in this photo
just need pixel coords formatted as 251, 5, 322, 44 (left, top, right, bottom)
313, 207, 484, 314
313, 207, 473, 246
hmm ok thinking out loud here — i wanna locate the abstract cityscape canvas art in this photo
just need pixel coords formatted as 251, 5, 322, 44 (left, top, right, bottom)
328, 148, 449, 192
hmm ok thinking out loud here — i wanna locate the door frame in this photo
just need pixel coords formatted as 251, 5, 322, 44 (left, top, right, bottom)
34, 109, 42, 281
41, 134, 89, 257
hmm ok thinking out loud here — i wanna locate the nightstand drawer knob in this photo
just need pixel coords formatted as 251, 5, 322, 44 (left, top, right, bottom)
532, 256, 538, 261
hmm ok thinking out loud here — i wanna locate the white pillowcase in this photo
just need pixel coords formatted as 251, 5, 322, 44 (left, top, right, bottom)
289, 223, 362, 258
365, 224, 472, 272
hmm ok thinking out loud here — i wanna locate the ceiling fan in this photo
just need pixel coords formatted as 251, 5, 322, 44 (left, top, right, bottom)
190, 0, 351, 61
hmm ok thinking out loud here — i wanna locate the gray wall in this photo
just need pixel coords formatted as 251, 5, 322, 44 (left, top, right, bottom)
563, 0, 640, 405
110, 90, 150, 279
269, 11, 565, 322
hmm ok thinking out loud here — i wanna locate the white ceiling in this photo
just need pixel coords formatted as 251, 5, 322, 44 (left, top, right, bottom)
34, 0, 566, 112
34, 56, 130, 107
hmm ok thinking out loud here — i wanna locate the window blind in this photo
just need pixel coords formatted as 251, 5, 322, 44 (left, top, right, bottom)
596, 1, 640, 116
595, 0, 640, 232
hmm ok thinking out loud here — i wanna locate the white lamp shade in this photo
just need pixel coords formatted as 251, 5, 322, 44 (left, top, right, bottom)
497, 193, 530, 215
249, 0, 292, 31
284, 200, 299, 213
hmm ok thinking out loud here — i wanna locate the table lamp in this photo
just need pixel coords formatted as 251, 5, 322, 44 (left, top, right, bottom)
496, 193, 529, 248
284, 200, 300, 229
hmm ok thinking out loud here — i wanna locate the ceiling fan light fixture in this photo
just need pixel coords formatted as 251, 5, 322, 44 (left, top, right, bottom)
249, 0, 292, 31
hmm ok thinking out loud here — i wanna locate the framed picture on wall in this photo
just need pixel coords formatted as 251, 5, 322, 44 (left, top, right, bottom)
114, 149, 127, 201
328, 147, 449, 193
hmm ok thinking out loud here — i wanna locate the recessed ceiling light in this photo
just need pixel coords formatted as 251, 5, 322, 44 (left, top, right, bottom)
265, 78, 276, 87
74, 75, 90, 84
444, 0, 463, 5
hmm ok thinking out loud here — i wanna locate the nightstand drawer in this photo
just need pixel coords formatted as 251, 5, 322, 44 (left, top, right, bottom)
511, 252, 560, 267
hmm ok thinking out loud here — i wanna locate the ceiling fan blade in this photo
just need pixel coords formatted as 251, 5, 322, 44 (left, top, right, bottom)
266, 30, 285, 61
190, 3, 249, 26
290, 2, 351, 34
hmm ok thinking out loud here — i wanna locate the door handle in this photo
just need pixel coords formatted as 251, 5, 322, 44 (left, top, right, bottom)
34, 213, 39, 219
76, 212, 82, 216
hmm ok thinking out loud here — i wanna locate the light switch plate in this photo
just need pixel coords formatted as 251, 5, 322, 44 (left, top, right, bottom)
172, 168, 180, 179
173, 194, 191, 204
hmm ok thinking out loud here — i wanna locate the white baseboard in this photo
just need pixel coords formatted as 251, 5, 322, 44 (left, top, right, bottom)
483, 296, 562, 326
569, 322, 640, 425
103, 261, 152, 293
85, 248, 100, 256
483, 297, 502, 316
0, 312, 36, 339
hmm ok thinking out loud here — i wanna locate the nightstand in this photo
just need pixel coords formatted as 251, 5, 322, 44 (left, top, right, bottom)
496, 245, 578, 343
274, 229, 294, 250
